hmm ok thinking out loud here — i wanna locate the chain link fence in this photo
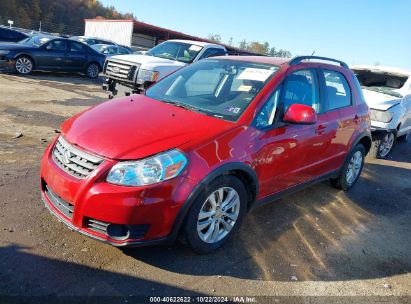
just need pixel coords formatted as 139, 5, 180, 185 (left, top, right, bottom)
0, 15, 84, 37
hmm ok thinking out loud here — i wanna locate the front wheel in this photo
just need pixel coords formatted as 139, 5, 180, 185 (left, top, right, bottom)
15, 56, 33, 75
331, 144, 365, 191
86, 62, 100, 78
182, 176, 247, 254
368, 131, 396, 158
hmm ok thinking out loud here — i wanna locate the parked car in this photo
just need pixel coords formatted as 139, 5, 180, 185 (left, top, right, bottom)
91, 44, 132, 56
0, 36, 106, 78
70, 36, 116, 46
352, 65, 411, 158
0, 26, 28, 43
40, 56, 371, 253
102, 39, 228, 98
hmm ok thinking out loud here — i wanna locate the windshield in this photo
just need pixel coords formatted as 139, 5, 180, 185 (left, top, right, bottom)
20, 36, 50, 47
145, 59, 279, 121
146, 41, 203, 63
354, 69, 406, 98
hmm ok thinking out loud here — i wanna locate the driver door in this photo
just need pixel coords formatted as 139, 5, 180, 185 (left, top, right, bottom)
37, 39, 68, 69
255, 69, 330, 197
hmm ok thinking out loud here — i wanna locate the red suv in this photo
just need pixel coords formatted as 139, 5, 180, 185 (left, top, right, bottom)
40, 55, 371, 253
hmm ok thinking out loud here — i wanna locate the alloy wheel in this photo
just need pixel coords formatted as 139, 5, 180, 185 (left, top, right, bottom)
346, 150, 363, 185
379, 132, 395, 158
87, 64, 99, 78
15, 57, 33, 74
197, 187, 240, 244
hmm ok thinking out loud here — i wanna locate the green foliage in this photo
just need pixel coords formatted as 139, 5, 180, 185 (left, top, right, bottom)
0, 0, 135, 35
207, 34, 222, 43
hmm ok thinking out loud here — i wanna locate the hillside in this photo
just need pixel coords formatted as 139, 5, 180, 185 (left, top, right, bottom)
0, 0, 134, 35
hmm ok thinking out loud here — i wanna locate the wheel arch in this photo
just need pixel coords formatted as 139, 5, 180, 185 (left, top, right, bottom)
353, 131, 372, 155
167, 162, 259, 243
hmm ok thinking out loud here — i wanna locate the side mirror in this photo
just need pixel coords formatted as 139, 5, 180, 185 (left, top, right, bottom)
283, 104, 317, 124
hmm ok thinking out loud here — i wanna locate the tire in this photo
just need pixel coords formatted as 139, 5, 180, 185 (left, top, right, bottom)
86, 62, 100, 78
330, 144, 365, 191
182, 175, 247, 254
368, 131, 396, 159
15, 56, 33, 75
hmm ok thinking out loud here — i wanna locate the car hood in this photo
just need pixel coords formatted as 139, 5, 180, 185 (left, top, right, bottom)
109, 54, 187, 68
362, 89, 401, 111
61, 95, 233, 160
0, 43, 36, 50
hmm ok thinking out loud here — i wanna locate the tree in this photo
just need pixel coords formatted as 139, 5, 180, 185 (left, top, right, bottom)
207, 34, 222, 43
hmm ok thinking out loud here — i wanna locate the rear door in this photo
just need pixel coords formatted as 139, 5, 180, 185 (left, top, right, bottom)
66, 41, 88, 70
319, 68, 357, 169
37, 39, 68, 69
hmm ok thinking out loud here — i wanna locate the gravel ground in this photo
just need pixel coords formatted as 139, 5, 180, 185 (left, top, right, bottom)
0, 72, 410, 302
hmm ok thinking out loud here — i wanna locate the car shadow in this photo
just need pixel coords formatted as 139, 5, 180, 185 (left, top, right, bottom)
123, 141, 411, 282
0, 244, 208, 297
1, 70, 103, 84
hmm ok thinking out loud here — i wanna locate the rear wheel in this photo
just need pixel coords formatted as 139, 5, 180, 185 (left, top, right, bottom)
331, 144, 365, 191
182, 176, 247, 254
86, 62, 100, 78
368, 131, 396, 158
15, 56, 33, 75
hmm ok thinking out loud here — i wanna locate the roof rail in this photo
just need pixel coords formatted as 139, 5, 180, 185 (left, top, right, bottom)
289, 56, 349, 69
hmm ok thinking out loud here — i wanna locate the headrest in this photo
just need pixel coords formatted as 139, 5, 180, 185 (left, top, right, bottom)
386, 78, 402, 88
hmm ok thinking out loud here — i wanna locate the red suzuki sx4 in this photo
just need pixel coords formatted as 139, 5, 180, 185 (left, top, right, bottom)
40, 56, 371, 253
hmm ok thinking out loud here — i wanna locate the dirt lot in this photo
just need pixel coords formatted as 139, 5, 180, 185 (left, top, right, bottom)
0, 72, 410, 301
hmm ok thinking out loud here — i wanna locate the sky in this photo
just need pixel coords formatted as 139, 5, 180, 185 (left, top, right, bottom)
100, 0, 411, 69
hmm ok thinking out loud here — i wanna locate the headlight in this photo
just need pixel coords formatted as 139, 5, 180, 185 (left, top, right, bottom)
0, 50, 10, 55
370, 109, 393, 123
106, 149, 187, 186
136, 69, 160, 84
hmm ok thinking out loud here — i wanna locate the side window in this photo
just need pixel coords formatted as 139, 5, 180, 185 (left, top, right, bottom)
256, 87, 281, 128
323, 70, 352, 110
283, 70, 320, 112
103, 47, 116, 55
70, 41, 86, 53
118, 47, 129, 55
199, 48, 226, 60
184, 68, 223, 96
45, 40, 67, 51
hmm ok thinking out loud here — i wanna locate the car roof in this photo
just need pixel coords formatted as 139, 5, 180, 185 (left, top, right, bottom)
166, 39, 225, 49
211, 55, 290, 66
351, 65, 411, 77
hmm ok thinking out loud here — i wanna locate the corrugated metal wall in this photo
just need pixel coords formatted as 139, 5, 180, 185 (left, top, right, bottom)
85, 21, 133, 47
131, 33, 156, 50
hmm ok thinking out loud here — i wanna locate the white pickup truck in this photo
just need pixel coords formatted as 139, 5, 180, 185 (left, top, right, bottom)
352, 65, 411, 158
102, 39, 227, 97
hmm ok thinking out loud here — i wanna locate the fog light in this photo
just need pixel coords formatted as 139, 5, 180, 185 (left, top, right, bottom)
106, 224, 130, 240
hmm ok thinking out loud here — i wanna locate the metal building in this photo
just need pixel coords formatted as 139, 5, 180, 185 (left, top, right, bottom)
84, 19, 256, 55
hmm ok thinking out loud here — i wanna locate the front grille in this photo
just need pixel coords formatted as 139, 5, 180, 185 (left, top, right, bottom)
85, 218, 149, 240
52, 136, 103, 179
104, 59, 139, 83
45, 185, 74, 219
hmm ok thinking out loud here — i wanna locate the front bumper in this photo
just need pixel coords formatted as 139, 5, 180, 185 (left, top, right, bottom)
102, 78, 145, 97
0, 58, 14, 72
40, 137, 197, 247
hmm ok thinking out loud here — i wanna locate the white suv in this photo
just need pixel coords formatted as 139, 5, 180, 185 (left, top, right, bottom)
103, 39, 227, 98
352, 65, 411, 158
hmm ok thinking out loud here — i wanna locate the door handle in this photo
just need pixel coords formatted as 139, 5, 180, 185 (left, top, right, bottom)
353, 115, 359, 123
315, 124, 327, 134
